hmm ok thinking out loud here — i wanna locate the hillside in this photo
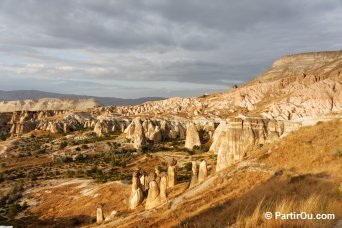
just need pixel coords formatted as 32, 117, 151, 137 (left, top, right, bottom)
113, 50, 341, 120
0, 98, 101, 112
0, 90, 165, 106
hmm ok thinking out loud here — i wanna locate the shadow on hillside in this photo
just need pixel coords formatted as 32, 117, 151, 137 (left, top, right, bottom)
178, 172, 338, 227
2, 214, 95, 228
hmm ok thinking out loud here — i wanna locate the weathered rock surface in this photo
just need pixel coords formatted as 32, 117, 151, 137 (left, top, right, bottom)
211, 117, 301, 171
185, 122, 201, 150
0, 98, 100, 112
167, 159, 177, 188
132, 118, 146, 150
198, 160, 208, 182
129, 170, 144, 209
96, 205, 105, 224
190, 161, 199, 187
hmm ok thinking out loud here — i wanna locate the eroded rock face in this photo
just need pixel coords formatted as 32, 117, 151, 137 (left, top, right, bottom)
93, 121, 108, 136
190, 161, 199, 187
167, 159, 177, 188
198, 160, 208, 182
185, 122, 201, 150
129, 171, 144, 209
211, 118, 301, 171
96, 205, 105, 224
145, 180, 160, 210
0, 98, 100, 112
145, 172, 168, 210
132, 118, 147, 150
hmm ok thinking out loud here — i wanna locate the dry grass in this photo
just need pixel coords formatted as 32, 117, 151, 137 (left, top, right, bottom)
253, 119, 342, 176
236, 194, 337, 228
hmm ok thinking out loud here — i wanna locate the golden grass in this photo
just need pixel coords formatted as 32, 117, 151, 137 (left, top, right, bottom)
253, 119, 342, 176
236, 194, 337, 228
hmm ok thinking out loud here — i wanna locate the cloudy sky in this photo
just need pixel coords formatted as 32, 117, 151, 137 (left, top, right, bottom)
0, 0, 341, 98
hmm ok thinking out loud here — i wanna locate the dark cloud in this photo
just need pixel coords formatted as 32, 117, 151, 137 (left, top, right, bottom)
0, 0, 341, 98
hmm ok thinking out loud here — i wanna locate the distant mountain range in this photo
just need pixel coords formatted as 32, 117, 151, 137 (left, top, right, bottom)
0, 90, 166, 106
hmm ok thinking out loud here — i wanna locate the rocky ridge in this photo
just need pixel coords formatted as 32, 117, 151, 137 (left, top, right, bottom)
0, 98, 101, 112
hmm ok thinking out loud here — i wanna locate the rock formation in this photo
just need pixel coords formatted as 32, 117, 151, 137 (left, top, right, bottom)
145, 172, 168, 210
0, 98, 100, 112
167, 158, 177, 188
185, 122, 201, 150
132, 118, 146, 150
96, 204, 105, 224
129, 170, 144, 209
159, 173, 167, 201
211, 118, 301, 171
198, 160, 208, 182
93, 121, 108, 136
145, 178, 160, 210
190, 161, 198, 187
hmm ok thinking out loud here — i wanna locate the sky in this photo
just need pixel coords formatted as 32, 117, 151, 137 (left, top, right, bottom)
0, 0, 341, 98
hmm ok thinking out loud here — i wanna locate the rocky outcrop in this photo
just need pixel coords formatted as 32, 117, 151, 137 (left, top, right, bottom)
190, 161, 199, 187
132, 118, 146, 150
124, 118, 187, 148
145, 173, 168, 210
0, 98, 100, 112
185, 122, 201, 150
96, 205, 105, 224
198, 160, 208, 182
129, 170, 144, 209
167, 159, 177, 188
211, 118, 301, 171
189, 160, 208, 187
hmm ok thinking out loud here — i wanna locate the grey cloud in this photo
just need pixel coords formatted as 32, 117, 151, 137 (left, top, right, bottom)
0, 0, 341, 97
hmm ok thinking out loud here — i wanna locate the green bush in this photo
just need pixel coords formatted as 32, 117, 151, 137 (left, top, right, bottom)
30, 174, 38, 181
0, 135, 7, 141
7, 203, 20, 219
333, 149, 342, 157
60, 141, 68, 149
66, 170, 75, 178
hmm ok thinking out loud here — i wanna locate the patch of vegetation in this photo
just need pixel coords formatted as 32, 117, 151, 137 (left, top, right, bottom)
7, 202, 28, 219
70, 134, 118, 146
332, 149, 342, 157
59, 141, 68, 149
185, 145, 210, 155
0, 134, 7, 141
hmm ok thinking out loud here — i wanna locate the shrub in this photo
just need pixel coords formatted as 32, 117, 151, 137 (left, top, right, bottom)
0, 135, 7, 141
66, 170, 75, 178
81, 144, 89, 150
60, 141, 68, 149
7, 203, 21, 219
333, 149, 342, 157
184, 162, 192, 172
30, 174, 38, 181
71, 217, 81, 226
